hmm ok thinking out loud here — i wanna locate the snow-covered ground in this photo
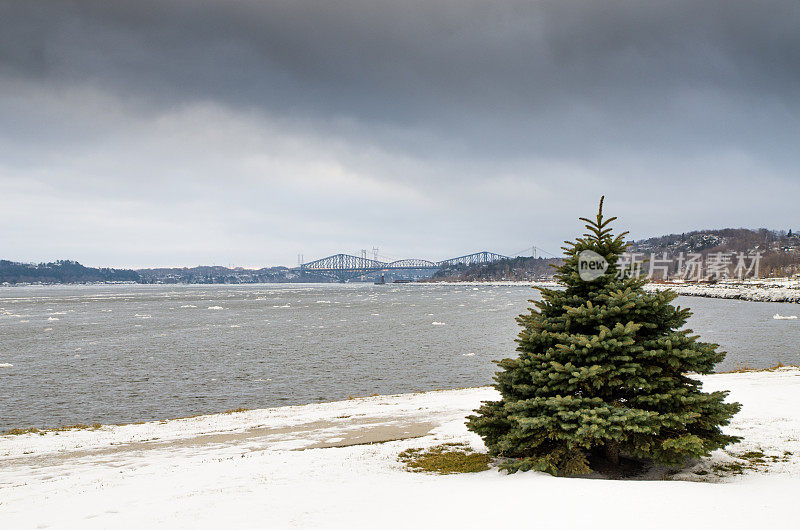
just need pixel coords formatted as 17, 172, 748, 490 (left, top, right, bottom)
644, 279, 800, 303
2, 369, 799, 529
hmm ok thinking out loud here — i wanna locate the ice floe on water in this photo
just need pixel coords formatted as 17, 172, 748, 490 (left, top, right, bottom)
462, 352, 476, 357
47, 317, 59, 321
207, 306, 224, 310
272, 304, 291, 308
134, 314, 152, 319
431, 321, 446, 326
773, 314, 798, 320
0, 363, 12, 368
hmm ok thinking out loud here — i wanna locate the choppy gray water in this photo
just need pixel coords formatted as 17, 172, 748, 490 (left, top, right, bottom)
1, 283, 798, 430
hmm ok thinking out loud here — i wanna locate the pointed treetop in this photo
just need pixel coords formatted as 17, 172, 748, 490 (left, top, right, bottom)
578, 196, 619, 242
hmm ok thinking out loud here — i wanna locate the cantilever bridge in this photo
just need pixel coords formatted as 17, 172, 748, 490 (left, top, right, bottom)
296, 251, 509, 282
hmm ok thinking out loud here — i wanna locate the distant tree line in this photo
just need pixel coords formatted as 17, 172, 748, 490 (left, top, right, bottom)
136, 265, 334, 284
4, 227, 797, 285
0, 260, 335, 285
0, 260, 140, 284
431, 256, 563, 282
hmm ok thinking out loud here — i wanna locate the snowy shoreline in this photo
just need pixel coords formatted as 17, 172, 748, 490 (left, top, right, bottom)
643, 280, 800, 303
432, 279, 800, 304
2, 369, 799, 528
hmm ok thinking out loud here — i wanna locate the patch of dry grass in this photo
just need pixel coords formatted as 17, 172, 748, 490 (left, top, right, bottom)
4, 423, 102, 436
4, 427, 41, 436
398, 443, 491, 474
717, 362, 798, 374
693, 448, 794, 479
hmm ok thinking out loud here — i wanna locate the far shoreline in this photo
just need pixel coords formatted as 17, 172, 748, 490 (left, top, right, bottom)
3, 278, 800, 304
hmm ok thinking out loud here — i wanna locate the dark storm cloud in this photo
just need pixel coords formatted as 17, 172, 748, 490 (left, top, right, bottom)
1, 1, 799, 266
4, 0, 799, 156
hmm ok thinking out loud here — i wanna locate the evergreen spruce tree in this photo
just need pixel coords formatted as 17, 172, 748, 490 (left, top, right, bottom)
467, 198, 741, 476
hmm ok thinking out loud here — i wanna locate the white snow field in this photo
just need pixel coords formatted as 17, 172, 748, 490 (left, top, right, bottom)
2, 369, 800, 529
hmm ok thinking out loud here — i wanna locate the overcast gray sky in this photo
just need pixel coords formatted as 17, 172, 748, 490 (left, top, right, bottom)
1, 0, 798, 268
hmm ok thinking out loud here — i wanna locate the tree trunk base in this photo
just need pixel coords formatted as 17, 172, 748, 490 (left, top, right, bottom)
587, 443, 646, 478
604, 441, 620, 466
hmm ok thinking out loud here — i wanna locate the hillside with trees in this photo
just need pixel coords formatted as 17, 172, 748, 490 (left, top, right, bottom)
629, 228, 800, 278
0, 260, 140, 284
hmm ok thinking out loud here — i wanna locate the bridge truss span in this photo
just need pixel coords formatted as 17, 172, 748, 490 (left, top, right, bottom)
436, 251, 509, 268
302, 253, 387, 271
388, 258, 438, 269
298, 250, 510, 281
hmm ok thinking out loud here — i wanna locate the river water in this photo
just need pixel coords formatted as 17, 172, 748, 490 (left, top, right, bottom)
1, 283, 798, 430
